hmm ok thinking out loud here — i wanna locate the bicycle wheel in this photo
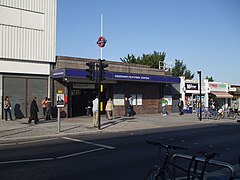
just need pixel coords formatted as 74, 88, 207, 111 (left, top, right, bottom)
144, 168, 166, 180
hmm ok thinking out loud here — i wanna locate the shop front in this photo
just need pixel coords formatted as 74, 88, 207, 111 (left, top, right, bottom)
208, 82, 233, 109
180, 77, 208, 113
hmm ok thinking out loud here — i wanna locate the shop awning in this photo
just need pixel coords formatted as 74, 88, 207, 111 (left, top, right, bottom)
211, 92, 233, 98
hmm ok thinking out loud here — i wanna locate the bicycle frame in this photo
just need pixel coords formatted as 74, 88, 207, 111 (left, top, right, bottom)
158, 158, 204, 180
154, 145, 204, 179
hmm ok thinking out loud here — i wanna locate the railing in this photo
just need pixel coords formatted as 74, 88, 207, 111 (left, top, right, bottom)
172, 153, 237, 178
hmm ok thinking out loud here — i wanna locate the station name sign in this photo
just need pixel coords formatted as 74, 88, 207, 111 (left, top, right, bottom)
114, 74, 150, 80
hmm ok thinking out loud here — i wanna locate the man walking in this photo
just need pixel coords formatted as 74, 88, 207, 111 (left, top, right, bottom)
161, 97, 168, 116
129, 96, 134, 116
178, 98, 184, 115
92, 96, 99, 128
41, 97, 47, 118
124, 96, 130, 117
28, 96, 39, 124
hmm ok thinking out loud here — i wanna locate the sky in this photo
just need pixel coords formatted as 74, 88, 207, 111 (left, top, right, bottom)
56, 0, 240, 85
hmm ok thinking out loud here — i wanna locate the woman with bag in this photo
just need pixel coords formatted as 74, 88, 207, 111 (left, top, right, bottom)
105, 98, 113, 120
4, 96, 13, 121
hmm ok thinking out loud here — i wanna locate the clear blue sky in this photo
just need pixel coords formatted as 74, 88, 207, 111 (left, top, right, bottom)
57, 0, 240, 85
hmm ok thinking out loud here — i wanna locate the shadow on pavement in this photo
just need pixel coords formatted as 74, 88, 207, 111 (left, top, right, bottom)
101, 117, 135, 130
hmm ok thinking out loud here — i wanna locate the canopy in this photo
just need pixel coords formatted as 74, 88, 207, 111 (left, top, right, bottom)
211, 92, 233, 98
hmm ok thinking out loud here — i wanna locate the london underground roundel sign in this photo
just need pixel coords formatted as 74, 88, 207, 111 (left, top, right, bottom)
97, 36, 107, 48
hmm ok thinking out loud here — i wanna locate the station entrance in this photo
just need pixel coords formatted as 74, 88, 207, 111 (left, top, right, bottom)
71, 88, 96, 117
70, 83, 108, 117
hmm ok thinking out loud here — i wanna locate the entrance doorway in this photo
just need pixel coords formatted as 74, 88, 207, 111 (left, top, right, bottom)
72, 89, 96, 117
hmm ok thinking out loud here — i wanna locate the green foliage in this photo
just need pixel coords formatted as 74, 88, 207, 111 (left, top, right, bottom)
120, 51, 166, 68
172, 59, 194, 79
205, 76, 214, 82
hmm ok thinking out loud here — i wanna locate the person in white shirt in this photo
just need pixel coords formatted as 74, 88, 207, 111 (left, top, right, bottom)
92, 96, 99, 127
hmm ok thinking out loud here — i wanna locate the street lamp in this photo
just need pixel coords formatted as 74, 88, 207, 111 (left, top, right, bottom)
197, 71, 202, 121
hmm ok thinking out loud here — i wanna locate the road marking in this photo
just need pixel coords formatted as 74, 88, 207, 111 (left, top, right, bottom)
0, 138, 59, 147
56, 148, 104, 160
0, 142, 17, 146
62, 137, 116, 150
18, 138, 59, 145
0, 158, 54, 165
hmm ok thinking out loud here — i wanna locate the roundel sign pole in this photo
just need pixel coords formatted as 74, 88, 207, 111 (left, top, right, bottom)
96, 14, 107, 130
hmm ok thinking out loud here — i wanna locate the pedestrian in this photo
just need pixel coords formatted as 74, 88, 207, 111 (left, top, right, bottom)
4, 96, 13, 121
105, 98, 113, 120
41, 97, 47, 117
86, 100, 92, 116
28, 96, 39, 124
124, 96, 130, 117
92, 96, 99, 128
45, 98, 51, 120
161, 97, 168, 116
178, 98, 184, 115
129, 96, 135, 116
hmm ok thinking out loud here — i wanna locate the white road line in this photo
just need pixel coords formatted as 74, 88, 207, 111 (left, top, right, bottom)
0, 138, 59, 147
18, 138, 59, 145
0, 158, 54, 165
62, 137, 116, 150
0, 143, 17, 146
56, 148, 104, 160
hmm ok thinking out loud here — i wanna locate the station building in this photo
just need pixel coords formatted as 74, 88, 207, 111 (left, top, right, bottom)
52, 56, 181, 117
0, 0, 56, 119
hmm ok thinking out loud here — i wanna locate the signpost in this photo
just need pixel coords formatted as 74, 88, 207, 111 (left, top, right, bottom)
56, 93, 64, 133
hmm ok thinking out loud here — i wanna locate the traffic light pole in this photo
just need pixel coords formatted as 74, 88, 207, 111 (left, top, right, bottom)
97, 60, 102, 130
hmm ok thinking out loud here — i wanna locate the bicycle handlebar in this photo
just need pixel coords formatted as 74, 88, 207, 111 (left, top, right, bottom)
146, 140, 188, 151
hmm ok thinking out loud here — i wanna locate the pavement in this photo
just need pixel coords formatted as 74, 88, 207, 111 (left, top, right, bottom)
1, 112, 239, 143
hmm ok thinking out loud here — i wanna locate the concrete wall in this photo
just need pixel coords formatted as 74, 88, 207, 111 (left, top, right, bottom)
0, 0, 56, 62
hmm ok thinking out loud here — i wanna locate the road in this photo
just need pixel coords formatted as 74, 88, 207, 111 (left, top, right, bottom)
0, 122, 240, 180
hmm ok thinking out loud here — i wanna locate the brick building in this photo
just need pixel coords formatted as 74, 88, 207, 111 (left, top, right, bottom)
52, 56, 181, 117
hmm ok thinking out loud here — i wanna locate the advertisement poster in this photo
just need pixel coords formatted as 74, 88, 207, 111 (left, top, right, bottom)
137, 94, 142, 105
113, 94, 124, 106
56, 94, 65, 108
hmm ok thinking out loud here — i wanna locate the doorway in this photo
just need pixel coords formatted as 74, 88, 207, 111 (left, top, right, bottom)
72, 89, 96, 117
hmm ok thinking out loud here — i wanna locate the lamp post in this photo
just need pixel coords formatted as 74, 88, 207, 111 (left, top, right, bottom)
197, 71, 202, 121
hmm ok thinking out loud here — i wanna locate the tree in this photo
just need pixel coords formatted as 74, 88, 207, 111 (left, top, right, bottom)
120, 51, 166, 69
205, 76, 214, 82
172, 59, 194, 79
120, 54, 139, 64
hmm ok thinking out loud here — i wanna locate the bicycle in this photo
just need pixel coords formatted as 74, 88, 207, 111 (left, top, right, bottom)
144, 141, 220, 180
197, 107, 218, 120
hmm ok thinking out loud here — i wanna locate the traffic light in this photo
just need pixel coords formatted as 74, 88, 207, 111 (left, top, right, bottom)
99, 60, 109, 81
86, 62, 95, 81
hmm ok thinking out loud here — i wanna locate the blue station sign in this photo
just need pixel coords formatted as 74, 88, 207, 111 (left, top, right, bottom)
52, 69, 180, 84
